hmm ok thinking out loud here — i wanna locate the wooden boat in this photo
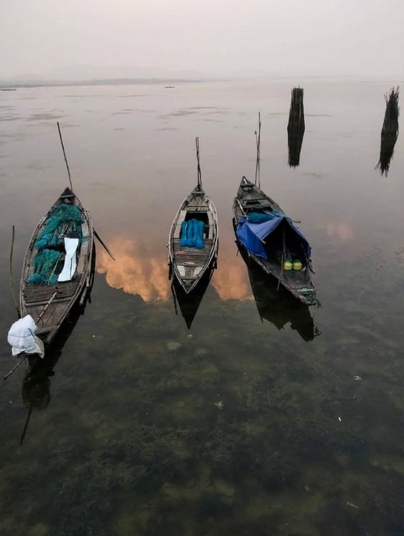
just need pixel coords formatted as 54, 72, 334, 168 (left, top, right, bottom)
20, 186, 94, 346
233, 176, 316, 305
168, 138, 218, 293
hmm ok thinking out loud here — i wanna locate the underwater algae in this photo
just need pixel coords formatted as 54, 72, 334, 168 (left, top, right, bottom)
2, 280, 404, 536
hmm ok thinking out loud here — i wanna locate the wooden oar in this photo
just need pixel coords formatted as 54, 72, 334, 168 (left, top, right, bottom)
94, 228, 115, 261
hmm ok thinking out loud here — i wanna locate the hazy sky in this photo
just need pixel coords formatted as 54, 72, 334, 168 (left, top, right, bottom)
1, 0, 403, 79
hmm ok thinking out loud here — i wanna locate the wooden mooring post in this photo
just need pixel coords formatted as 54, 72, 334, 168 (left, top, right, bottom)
287, 87, 305, 167
376, 87, 400, 176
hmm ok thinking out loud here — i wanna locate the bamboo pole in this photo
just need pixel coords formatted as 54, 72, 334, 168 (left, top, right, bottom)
9, 225, 20, 318
4, 356, 27, 380
57, 122, 73, 191
57, 126, 114, 261
196, 137, 202, 190
254, 113, 261, 188
277, 225, 287, 291
36, 291, 58, 325
4, 290, 61, 380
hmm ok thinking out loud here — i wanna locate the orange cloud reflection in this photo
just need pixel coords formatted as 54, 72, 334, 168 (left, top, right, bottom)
96, 237, 170, 302
96, 235, 253, 303
212, 262, 253, 301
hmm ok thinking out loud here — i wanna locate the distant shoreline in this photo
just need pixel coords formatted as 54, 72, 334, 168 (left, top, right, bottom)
0, 78, 202, 89
0, 74, 402, 90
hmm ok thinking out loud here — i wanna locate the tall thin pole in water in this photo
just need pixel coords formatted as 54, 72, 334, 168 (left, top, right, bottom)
255, 113, 261, 188
57, 122, 73, 191
196, 137, 202, 190
9, 225, 20, 318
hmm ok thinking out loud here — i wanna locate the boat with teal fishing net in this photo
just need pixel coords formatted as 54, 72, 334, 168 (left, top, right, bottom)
233, 176, 316, 305
168, 138, 218, 294
5, 123, 114, 382
19, 187, 95, 346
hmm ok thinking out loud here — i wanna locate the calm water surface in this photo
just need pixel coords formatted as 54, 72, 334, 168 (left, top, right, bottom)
0, 79, 404, 535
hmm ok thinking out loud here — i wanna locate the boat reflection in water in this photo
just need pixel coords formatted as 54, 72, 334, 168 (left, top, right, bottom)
20, 248, 96, 445
171, 266, 214, 329
237, 244, 320, 342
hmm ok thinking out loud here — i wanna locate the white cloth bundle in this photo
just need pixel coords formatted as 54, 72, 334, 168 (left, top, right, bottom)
7, 314, 45, 358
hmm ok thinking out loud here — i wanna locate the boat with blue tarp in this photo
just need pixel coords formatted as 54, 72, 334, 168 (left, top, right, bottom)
233, 176, 316, 305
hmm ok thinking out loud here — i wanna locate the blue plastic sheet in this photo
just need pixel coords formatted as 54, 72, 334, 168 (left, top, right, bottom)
236, 214, 311, 259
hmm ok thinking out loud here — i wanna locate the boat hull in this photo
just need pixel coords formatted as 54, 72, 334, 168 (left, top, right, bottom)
233, 177, 316, 306
20, 187, 94, 346
168, 187, 218, 294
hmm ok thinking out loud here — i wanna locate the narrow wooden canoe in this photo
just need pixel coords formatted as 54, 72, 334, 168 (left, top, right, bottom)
233, 176, 316, 305
20, 187, 94, 346
168, 138, 218, 294
168, 185, 218, 294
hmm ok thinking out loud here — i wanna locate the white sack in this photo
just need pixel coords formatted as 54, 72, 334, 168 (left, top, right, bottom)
7, 315, 45, 358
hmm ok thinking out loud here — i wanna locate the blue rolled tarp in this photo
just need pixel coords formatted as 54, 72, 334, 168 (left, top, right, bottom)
179, 219, 205, 249
236, 214, 311, 260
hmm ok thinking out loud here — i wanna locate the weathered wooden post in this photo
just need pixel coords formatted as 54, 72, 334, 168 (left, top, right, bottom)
287, 87, 305, 167
376, 87, 400, 176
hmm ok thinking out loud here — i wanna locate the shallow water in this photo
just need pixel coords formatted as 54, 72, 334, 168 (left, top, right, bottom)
1, 79, 404, 536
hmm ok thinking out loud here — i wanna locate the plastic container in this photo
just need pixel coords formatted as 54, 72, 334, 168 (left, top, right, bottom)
293, 259, 302, 271
283, 259, 293, 271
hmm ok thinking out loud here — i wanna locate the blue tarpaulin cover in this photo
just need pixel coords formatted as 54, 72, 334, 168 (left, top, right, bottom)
236, 214, 311, 260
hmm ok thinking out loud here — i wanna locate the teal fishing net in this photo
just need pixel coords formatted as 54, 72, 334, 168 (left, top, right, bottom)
28, 204, 84, 286
34, 204, 83, 251
28, 249, 62, 285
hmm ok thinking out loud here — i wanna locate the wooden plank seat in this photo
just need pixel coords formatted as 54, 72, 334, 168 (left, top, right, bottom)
24, 280, 80, 304
173, 238, 213, 266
